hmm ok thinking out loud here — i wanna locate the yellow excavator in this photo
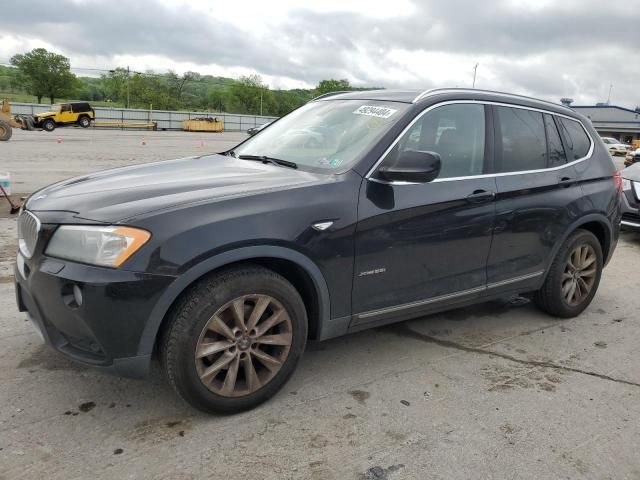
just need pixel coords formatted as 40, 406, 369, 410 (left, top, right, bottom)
0, 99, 34, 141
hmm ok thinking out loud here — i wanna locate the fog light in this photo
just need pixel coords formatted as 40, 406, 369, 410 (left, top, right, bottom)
72, 284, 83, 307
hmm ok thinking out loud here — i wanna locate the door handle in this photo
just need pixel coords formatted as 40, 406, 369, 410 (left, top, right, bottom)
466, 189, 496, 203
558, 176, 575, 187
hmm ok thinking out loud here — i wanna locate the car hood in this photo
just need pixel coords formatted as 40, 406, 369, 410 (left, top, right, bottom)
25, 154, 330, 223
622, 163, 640, 181
35, 111, 56, 118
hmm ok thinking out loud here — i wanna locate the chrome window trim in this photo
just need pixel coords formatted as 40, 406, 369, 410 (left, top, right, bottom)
356, 271, 544, 320
365, 100, 595, 185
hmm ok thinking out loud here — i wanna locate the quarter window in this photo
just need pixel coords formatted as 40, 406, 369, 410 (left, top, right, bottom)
558, 118, 591, 160
495, 106, 547, 173
380, 104, 486, 179
544, 114, 567, 167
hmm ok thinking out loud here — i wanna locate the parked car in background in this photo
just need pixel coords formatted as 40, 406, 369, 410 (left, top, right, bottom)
15, 88, 622, 413
33, 102, 95, 132
247, 121, 272, 136
624, 148, 640, 167
601, 136, 631, 156
620, 163, 640, 230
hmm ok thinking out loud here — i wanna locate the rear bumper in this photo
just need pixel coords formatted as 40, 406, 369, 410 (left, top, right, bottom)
14, 257, 175, 378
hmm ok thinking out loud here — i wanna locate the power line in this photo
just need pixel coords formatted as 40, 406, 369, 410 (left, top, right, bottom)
0, 61, 194, 77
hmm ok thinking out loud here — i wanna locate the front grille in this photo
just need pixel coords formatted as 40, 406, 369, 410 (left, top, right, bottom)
18, 210, 41, 258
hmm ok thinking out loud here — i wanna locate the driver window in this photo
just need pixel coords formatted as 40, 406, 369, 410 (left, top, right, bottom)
61, 105, 70, 112
381, 104, 486, 179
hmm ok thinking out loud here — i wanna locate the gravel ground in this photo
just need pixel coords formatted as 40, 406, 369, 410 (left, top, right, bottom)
0, 128, 639, 480
1, 128, 247, 196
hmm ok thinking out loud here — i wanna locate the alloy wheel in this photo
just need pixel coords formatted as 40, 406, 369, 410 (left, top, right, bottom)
194, 294, 293, 397
562, 244, 597, 306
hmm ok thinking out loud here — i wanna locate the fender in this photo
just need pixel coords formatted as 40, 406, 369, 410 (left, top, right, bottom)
136, 245, 332, 357
540, 213, 613, 285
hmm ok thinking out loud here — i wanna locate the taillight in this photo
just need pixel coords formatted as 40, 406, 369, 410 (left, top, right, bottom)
613, 171, 623, 193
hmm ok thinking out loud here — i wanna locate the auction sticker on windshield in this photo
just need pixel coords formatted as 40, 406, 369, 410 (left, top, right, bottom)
353, 105, 397, 119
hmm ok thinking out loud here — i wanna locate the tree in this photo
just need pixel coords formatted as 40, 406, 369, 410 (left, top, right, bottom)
10, 48, 78, 103
101, 68, 129, 103
227, 74, 273, 115
315, 79, 351, 96
167, 71, 199, 99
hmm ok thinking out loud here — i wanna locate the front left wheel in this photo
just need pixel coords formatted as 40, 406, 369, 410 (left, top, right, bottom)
161, 265, 308, 414
42, 118, 56, 132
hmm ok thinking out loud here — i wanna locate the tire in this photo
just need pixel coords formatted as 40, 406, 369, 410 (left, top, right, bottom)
161, 264, 308, 414
42, 119, 56, 132
0, 120, 12, 141
78, 115, 91, 128
534, 229, 603, 318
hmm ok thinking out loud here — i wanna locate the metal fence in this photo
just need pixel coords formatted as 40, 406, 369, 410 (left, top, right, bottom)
9, 102, 278, 132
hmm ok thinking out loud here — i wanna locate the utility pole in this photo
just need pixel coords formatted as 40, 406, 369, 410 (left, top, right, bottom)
607, 83, 613, 105
472, 63, 479, 88
126, 66, 130, 109
260, 89, 263, 116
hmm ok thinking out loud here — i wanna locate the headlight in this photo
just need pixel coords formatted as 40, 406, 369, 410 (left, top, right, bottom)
45, 226, 150, 267
622, 178, 632, 191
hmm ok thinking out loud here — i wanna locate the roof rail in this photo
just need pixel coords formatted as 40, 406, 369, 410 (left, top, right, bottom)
309, 91, 351, 102
412, 87, 568, 110
412, 89, 436, 103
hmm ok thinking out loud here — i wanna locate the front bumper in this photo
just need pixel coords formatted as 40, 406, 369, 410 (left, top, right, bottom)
14, 255, 175, 377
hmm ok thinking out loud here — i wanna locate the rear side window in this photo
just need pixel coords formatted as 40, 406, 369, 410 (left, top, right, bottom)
544, 114, 567, 167
495, 106, 547, 173
558, 118, 591, 160
72, 103, 90, 112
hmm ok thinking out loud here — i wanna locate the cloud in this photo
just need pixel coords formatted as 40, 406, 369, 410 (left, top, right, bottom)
1, 0, 639, 106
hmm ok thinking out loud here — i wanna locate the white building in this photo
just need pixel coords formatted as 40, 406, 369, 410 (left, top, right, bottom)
572, 105, 640, 145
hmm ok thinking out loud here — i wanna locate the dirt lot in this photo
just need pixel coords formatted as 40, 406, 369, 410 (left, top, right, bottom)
0, 129, 639, 480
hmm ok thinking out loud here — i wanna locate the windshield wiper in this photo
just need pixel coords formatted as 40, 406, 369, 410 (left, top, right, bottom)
238, 154, 297, 169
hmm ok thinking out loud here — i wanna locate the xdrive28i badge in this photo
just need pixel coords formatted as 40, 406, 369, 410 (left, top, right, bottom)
358, 268, 387, 277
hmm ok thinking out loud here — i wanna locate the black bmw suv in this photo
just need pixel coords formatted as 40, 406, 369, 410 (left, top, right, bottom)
15, 89, 621, 413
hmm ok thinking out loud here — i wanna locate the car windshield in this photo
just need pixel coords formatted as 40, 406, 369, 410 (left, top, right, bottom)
233, 99, 410, 172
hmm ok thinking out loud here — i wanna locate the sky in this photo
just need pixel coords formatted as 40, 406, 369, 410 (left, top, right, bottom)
1, 0, 639, 107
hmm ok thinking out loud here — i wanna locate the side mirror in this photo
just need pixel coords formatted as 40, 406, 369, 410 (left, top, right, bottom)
376, 151, 441, 183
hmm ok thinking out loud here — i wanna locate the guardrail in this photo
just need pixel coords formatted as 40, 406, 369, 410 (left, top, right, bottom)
8, 102, 278, 132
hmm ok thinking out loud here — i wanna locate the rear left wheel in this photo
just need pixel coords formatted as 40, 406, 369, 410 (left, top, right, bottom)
78, 115, 91, 128
534, 229, 603, 318
161, 265, 308, 413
